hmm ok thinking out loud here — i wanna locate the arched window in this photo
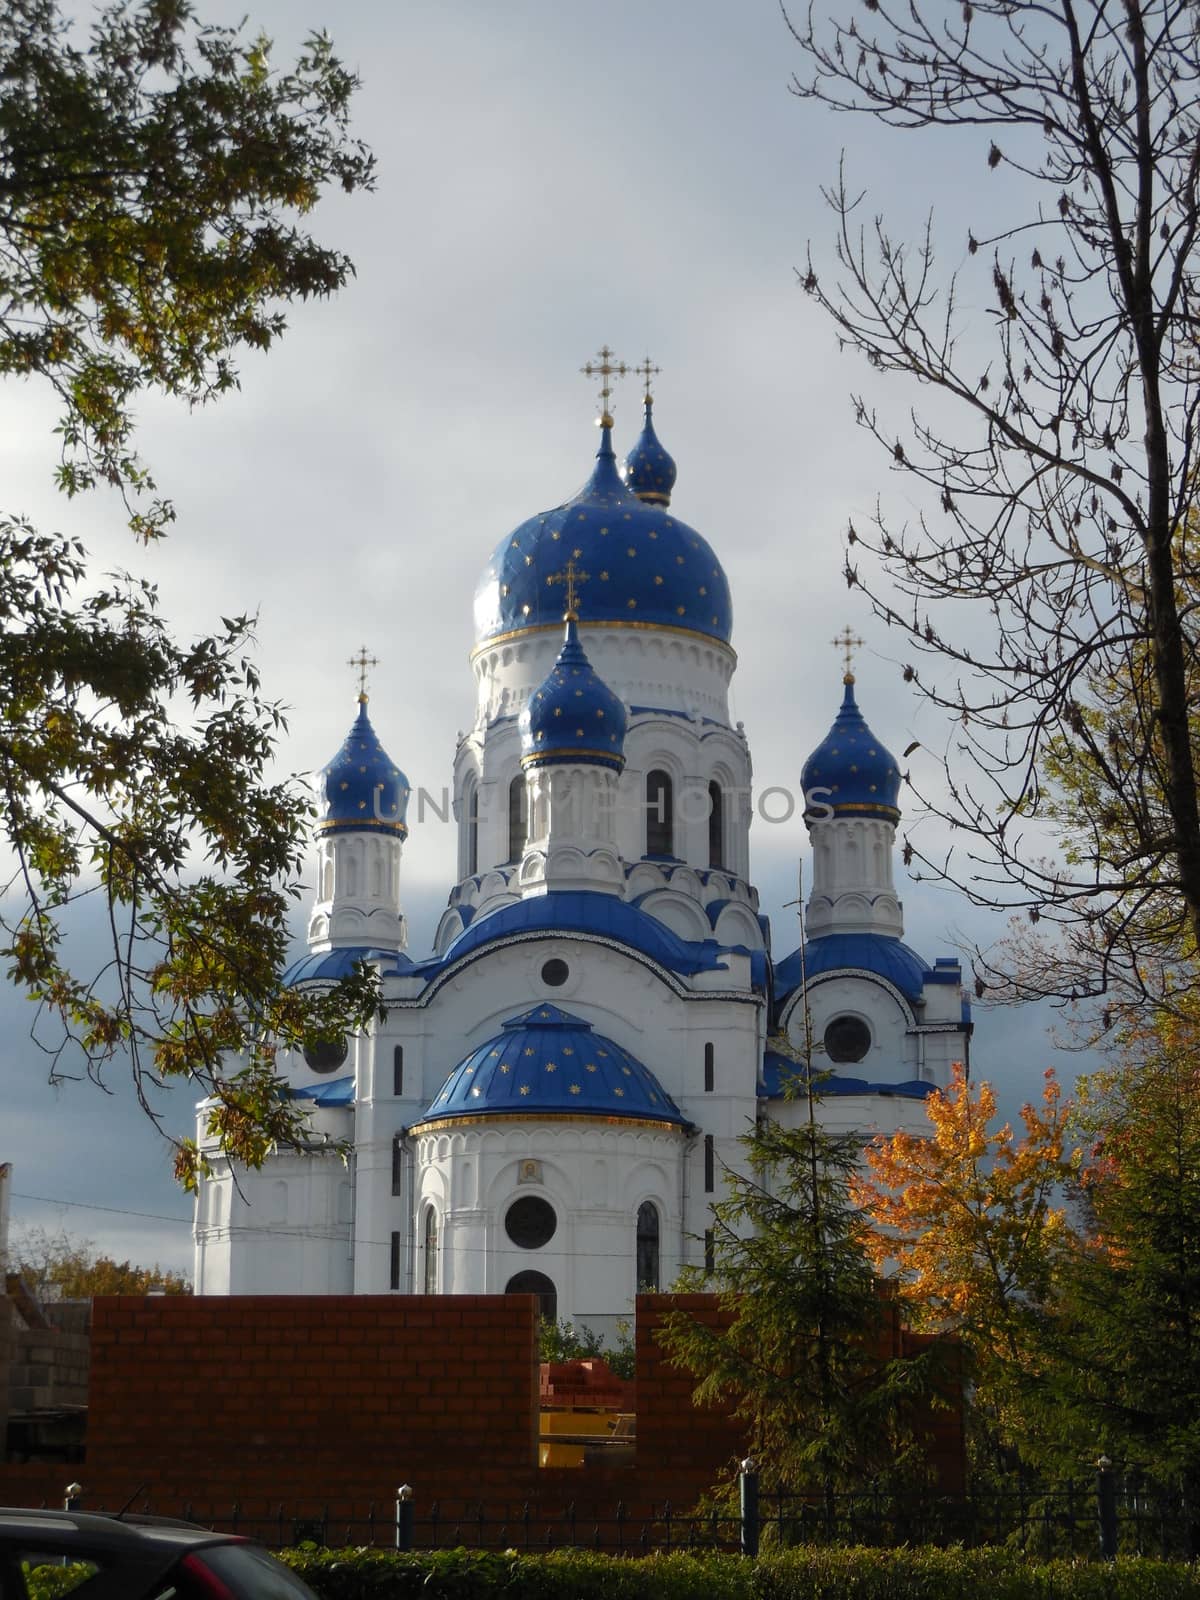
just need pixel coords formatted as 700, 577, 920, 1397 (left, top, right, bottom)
646, 769, 674, 857
508, 773, 528, 861
393, 1045, 404, 1097
465, 781, 479, 876
704, 1041, 715, 1093
505, 1269, 556, 1321
636, 1201, 661, 1292
423, 1205, 438, 1294
708, 780, 725, 868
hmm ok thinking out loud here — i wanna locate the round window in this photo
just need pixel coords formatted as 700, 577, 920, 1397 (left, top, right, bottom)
541, 958, 569, 987
823, 1015, 871, 1065
505, 1195, 557, 1250
303, 1034, 348, 1074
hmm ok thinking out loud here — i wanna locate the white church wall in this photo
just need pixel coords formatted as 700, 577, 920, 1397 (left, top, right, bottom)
415, 1119, 685, 1340
765, 1091, 932, 1142
471, 625, 735, 732
379, 936, 761, 1124
783, 973, 920, 1083
452, 634, 748, 902
194, 1148, 352, 1296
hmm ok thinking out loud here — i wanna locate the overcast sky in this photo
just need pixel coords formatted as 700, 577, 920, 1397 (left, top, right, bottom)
2, 0, 1092, 1278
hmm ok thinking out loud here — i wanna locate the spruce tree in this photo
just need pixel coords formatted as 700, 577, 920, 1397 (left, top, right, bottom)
659, 1040, 932, 1502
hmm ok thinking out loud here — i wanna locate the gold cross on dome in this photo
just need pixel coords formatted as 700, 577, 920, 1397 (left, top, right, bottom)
347, 646, 378, 698
832, 626, 864, 682
547, 557, 590, 620
634, 355, 660, 403
581, 345, 628, 425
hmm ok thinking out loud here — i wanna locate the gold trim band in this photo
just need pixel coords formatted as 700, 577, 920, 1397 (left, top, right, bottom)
520, 748, 625, 768
409, 1111, 687, 1135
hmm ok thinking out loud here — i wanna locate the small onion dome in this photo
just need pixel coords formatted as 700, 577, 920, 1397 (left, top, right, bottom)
519, 615, 627, 771
622, 398, 677, 506
317, 696, 410, 836
473, 422, 732, 646
412, 1003, 687, 1127
801, 677, 901, 824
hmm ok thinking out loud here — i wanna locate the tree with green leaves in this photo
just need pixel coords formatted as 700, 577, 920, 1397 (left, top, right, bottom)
659, 1066, 933, 1501
0, 0, 376, 1185
1047, 1011, 1200, 1501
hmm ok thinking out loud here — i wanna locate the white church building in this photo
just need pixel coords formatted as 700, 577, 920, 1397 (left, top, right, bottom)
192, 381, 972, 1334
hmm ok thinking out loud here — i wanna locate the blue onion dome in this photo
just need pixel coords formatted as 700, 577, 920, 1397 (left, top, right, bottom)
622, 398, 677, 506
473, 422, 732, 646
519, 613, 627, 771
412, 1003, 688, 1127
774, 934, 928, 1004
801, 675, 902, 824
317, 695, 410, 836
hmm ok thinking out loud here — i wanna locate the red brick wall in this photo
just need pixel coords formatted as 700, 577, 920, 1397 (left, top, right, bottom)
0, 1291, 962, 1526
81, 1295, 539, 1510
0, 1462, 71, 1508
634, 1293, 746, 1508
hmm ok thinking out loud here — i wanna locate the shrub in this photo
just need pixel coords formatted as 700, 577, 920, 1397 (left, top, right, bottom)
281, 1545, 1200, 1600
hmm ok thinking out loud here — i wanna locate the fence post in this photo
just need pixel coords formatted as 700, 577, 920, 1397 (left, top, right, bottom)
739, 1457, 759, 1559
63, 1483, 82, 1513
395, 1484, 414, 1552
1096, 1455, 1118, 1561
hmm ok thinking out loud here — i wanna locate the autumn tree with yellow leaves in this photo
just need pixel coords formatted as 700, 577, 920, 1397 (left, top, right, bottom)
855, 1064, 1078, 1467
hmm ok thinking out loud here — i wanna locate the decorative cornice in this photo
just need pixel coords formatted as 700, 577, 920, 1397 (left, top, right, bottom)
473, 617, 737, 663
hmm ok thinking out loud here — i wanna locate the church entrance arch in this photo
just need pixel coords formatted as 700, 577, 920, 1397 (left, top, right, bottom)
505, 1269, 556, 1321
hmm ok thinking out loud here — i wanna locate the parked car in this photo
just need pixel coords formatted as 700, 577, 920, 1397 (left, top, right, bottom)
0, 1508, 320, 1599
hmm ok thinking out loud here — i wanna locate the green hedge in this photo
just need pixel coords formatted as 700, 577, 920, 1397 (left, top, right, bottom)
281, 1546, 1200, 1600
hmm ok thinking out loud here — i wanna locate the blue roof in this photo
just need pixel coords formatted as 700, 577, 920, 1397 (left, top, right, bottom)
774, 933, 931, 1004
411, 891, 745, 983
318, 697, 410, 837
801, 677, 901, 823
623, 398, 677, 506
290, 1074, 356, 1107
413, 1004, 688, 1127
759, 1053, 934, 1101
520, 615, 627, 770
473, 422, 732, 646
283, 945, 410, 985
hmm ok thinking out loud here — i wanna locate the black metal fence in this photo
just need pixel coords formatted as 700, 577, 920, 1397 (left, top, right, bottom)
55, 1466, 1200, 1560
